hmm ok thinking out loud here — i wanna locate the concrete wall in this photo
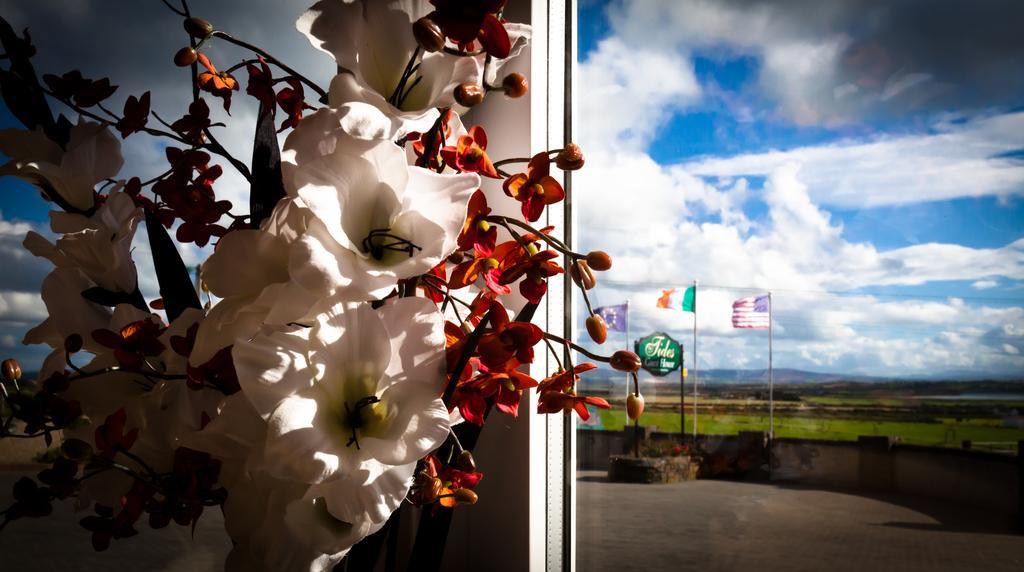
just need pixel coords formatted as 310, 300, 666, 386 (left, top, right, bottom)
579, 429, 1022, 518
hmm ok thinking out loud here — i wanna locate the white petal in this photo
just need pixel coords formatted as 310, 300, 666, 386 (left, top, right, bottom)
316, 459, 415, 524
203, 229, 291, 298
402, 167, 480, 258
378, 297, 446, 393
310, 302, 391, 405
360, 389, 449, 466
266, 396, 341, 483
233, 325, 315, 417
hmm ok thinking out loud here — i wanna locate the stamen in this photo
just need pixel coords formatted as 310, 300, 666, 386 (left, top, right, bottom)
344, 395, 381, 450
361, 227, 423, 261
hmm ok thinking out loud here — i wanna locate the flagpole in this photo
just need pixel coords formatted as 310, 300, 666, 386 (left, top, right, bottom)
768, 291, 774, 440
692, 280, 698, 442
625, 298, 631, 399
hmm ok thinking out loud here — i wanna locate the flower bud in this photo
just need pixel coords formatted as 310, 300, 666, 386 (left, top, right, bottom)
609, 350, 641, 373
585, 314, 607, 344
61, 438, 93, 461
413, 17, 446, 53
555, 143, 585, 171
183, 17, 214, 38
585, 250, 612, 271
453, 488, 478, 505
64, 334, 83, 354
174, 47, 198, 67
569, 260, 596, 290
454, 83, 485, 107
1, 358, 22, 382
456, 450, 476, 473
447, 251, 465, 264
502, 72, 529, 98
423, 477, 443, 504
626, 392, 645, 421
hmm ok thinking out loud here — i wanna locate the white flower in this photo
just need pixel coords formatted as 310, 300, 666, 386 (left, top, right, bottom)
187, 394, 401, 571
283, 108, 479, 301
222, 472, 377, 572
297, 0, 482, 139
22, 267, 111, 352
24, 190, 142, 293
0, 118, 123, 212
233, 296, 449, 484
191, 198, 318, 366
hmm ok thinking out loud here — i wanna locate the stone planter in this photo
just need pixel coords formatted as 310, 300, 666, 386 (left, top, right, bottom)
608, 455, 700, 484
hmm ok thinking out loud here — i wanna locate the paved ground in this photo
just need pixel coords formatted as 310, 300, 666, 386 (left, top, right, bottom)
2, 470, 1022, 571
577, 470, 1024, 572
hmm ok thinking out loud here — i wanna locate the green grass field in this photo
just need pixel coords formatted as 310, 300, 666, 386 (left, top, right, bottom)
593, 409, 1024, 452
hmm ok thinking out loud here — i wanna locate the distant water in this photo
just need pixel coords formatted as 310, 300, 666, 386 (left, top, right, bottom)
912, 393, 1024, 401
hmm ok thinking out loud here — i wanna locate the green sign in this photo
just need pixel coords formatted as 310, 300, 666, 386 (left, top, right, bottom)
634, 332, 683, 377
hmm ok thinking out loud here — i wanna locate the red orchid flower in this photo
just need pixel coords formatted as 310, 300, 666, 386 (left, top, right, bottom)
537, 389, 610, 421
448, 240, 517, 295
441, 125, 499, 178
538, 362, 598, 393
245, 57, 276, 116
196, 53, 239, 112
276, 77, 312, 132
94, 408, 139, 459
457, 190, 497, 252
420, 454, 484, 509
186, 345, 241, 395
499, 247, 564, 304
503, 152, 566, 222
451, 383, 488, 425
92, 319, 166, 370
477, 302, 543, 370
429, 0, 511, 58
465, 360, 539, 418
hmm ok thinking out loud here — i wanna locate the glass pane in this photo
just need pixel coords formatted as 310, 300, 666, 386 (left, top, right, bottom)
574, 1, 1024, 570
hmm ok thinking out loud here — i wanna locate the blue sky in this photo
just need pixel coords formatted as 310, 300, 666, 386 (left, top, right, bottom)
574, 0, 1024, 378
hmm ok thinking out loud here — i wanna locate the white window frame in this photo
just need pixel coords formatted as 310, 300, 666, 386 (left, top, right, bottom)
436, 2, 577, 571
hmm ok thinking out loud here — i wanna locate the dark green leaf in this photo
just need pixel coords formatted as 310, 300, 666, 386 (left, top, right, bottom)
248, 101, 285, 228
144, 210, 200, 322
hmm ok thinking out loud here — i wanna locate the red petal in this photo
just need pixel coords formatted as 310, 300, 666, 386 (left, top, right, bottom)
479, 15, 511, 59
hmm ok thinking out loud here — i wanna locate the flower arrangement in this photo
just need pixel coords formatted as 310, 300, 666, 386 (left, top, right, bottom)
0, 1, 640, 570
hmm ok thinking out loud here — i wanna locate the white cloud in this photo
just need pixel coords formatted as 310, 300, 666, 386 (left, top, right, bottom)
579, 37, 701, 149
972, 280, 998, 290
684, 112, 1024, 208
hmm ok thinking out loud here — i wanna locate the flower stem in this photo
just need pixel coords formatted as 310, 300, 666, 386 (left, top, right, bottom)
211, 31, 328, 103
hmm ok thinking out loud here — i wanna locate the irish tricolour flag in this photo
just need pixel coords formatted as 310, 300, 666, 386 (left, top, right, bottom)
655, 286, 696, 312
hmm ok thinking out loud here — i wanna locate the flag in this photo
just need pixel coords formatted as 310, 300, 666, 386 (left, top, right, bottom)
594, 303, 627, 332
656, 287, 696, 312
655, 288, 677, 309
682, 286, 696, 313
732, 295, 770, 328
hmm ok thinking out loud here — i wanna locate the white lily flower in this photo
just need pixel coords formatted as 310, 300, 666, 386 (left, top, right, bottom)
0, 118, 123, 212
297, 0, 482, 139
187, 394, 402, 571
283, 108, 478, 301
24, 191, 142, 293
22, 267, 111, 352
233, 296, 449, 484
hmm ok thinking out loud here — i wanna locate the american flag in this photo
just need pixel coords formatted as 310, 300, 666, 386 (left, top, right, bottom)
732, 295, 770, 328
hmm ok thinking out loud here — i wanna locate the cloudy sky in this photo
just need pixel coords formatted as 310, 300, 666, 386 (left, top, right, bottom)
575, 0, 1024, 378
0, 0, 1021, 380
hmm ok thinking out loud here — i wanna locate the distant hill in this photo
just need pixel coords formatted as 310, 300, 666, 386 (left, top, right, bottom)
583, 366, 1022, 386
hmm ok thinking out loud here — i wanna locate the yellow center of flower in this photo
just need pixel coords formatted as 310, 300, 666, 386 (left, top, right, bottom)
483, 257, 500, 269
476, 219, 491, 233
532, 183, 545, 197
